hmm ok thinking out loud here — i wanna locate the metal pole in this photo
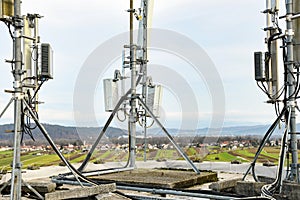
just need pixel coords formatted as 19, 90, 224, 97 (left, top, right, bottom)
286, 0, 299, 182
142, 0, 149, 162
129, 0, 137, 168
23, 100, 97, 186
0, 98, 14, 119
266, 0, 273, 94
10, 0, 23, 199
34, 16, 40, 111
137, 97, 200, 174
293, 0, 300, 63
116, 185, 240, 200
78, 90, 130, 172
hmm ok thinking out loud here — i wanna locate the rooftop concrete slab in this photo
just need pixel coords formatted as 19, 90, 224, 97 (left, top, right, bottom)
89, 169, 217, 189
45, 183, 116, 200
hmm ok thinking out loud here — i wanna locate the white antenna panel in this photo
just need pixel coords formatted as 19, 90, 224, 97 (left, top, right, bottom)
146, 85, 163, 118
103, 79, 119, 112
23, 16, 32, 84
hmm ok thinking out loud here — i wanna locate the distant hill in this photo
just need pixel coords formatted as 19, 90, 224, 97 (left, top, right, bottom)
0, 124, 127, 145
0, 123, 295, 145
143, 124, 295, 137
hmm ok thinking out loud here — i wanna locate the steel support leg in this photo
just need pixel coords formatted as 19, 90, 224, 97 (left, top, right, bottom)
22, 180, 44, 200
10, 97, 22, 200
0, 98, 14, 119
137, 97, 200, 174
23, 100, 96, 186
77, 91, 130, 172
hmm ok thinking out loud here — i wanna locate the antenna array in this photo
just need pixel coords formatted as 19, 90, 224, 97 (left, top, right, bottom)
249, 0, 300, 197
0, 1, 53, 199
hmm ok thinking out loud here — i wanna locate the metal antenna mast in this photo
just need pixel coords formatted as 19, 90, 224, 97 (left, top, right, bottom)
0, 1, 52, 199
247, 1, 300, 194
75, 0, 200, 175
288, 0, 299, 182
129, 0, 137, 168
10, 0, 23, 198
140, 0, 149, 162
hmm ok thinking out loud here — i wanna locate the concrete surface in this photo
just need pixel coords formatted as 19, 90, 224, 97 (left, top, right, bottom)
89, 169, 217, 189
44, 183, 116, 200
0, 161, 295, 200
209, 178, 242, 192
235, 181, 266, 197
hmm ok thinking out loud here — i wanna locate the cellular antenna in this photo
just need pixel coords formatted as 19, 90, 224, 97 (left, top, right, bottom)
248, 0, 300, 197
0, 1, 53, 199
76, 0, 200, 175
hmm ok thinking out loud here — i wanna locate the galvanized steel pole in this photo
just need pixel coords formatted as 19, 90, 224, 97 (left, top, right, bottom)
10, 0, 23, 199
142, 0, 149, 162
129, 0, 137, 168
286, 0, 299, 182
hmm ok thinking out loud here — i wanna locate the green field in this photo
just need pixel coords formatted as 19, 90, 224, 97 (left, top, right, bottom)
0, 146, 298, 170
205, 152, 239, 162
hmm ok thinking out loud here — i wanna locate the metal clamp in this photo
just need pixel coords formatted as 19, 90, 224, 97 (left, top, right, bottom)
285, 29, 294, 36
287, 100, 296, 107
13, 81, 21, 89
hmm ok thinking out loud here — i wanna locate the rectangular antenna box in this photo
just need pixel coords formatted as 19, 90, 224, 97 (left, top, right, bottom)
254, 52, 265, 81
0, 0, 14, 19
147, 85, 163, 118
38, 43, 53, 80
103, 79, 119, 112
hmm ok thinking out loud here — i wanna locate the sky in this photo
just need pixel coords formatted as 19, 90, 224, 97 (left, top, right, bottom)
0, 1, 289, 129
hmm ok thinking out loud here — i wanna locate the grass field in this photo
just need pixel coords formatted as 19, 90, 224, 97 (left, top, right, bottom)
0, 146, 297, 170
205, 152, 238, 162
